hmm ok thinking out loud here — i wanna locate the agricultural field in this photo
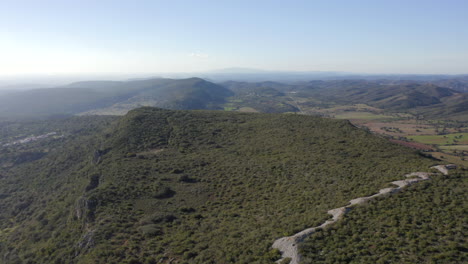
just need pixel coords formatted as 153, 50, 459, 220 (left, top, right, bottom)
428, 151, 468, 167
407, 133, 468, 145
440, 145, 468, 151
299, 103, 395, 119
301, 104, 383, 114
238, 107, 259, 113
389, 139, 434, 151
224, 106, 237, 111
360, 121, 437, 136
323, 112, 468, 167
332, 111, 466, 168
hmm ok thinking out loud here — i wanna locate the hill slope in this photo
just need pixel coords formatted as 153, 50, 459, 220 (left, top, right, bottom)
0, 108, 439, 263
222, 80, 468, 120
300, 170, 467, 263
0, 78, 233, 118
316, 83, 460, 111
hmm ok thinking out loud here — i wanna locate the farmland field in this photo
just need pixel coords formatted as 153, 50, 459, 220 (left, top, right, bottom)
408, 133, 468, 145
238, 107, 258, 112
440, 145, 468, 151
427, 151, 468, 166
361, 121, 436, 136
389, 139, 434, 151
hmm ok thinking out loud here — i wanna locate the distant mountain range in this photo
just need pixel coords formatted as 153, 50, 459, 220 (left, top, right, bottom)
0, 76, 467, 120
2, 69, 468, 87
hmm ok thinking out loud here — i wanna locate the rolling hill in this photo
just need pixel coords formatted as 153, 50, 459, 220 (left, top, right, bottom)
307, 82, 459, 111
0, 78, 233, 118
222, 80, 468, 119
412, 93, 468, 120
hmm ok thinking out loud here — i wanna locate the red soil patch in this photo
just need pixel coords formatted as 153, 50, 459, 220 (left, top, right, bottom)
390, 139, 434, 151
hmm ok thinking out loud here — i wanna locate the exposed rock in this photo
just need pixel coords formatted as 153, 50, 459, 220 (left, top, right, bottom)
75, 196, 98, 222
85, 174, 100, 192
75, 229, 96, 256
431, 164, 456, 175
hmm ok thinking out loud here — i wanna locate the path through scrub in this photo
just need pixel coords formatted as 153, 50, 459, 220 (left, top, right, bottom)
272, 165, 452, 264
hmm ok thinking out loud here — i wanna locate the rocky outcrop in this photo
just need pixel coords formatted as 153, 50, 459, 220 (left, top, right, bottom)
75, 195, 98, 222
431, 164, 456, 175
85, 174, 100, 192
75, 229, 96, 256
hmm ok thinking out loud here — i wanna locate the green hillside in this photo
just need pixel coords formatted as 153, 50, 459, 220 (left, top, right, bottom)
300, 170, 467, 264
324, 83, 458, 111
0, 108, 436, 264
290, 82, 459, 111
411, 93, 468, 120
222, 80, 468, 120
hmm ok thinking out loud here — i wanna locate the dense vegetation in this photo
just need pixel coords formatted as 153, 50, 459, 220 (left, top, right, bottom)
300, 169, 467, 264
0, 107, 436, 264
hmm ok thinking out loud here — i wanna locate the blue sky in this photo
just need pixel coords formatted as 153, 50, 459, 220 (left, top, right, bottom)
1, 0, 467, 75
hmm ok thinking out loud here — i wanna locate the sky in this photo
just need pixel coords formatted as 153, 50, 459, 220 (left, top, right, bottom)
0, 0, 468, 76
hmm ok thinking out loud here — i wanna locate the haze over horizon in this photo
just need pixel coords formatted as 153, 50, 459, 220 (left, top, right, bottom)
1, 0, 468, 76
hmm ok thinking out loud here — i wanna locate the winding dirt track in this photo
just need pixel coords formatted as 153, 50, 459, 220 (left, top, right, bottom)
272, 165, 450, 264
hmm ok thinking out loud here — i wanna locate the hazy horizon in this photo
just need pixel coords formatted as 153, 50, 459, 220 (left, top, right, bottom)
1, 0, 468, 76
1, 68, 468, 90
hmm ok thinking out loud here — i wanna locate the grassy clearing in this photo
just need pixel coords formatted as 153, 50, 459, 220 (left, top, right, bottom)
362, 121, 436, 136
440, 145, 468, 151
428, 151, 468, 166
408, 133, 468, 145
238, 107, 259, 113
